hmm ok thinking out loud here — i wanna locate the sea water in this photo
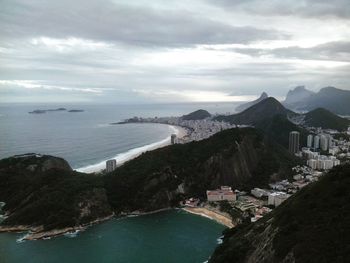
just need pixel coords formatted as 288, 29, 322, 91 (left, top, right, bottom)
0, 210, 225, 263
0, 102, 236, 262
0, 102, 238, 171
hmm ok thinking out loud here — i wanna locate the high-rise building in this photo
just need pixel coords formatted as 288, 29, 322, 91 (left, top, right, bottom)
171, 134, 177, 144
106, 159, 117, 173
314, 135, 320, 149
307, 134, 313, 148
289, 131, 300, 154
320, 135, 328, 151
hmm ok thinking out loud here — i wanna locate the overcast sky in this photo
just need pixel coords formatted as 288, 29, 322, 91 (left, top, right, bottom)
1, 0, 349, 103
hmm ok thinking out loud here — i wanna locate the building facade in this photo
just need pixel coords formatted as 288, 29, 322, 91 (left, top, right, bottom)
289, 131, 300, 154
106, 159, 117, 173
207, 186, 236, 202
307, 134, 313, 148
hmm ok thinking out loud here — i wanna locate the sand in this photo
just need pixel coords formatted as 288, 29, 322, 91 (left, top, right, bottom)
182, 207, 234, 228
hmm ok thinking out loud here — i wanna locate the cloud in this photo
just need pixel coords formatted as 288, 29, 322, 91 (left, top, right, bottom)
229, 41, 350, 62
0, 0, 287, 47
209, 0, 350, 19
0, 80, 102, 93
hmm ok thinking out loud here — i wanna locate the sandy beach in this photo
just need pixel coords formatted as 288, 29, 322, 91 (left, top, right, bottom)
77, 124, 189, 173
182, 207, 234, 228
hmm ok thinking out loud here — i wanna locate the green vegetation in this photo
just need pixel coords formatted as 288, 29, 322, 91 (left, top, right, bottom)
303, 108, 350, 131
0, 127, 298, 231
0, 156, 112, 230
210, 164, 350, 263
218, 201, 243, 224
104, 128, 297, 213
181, 109, 211, 120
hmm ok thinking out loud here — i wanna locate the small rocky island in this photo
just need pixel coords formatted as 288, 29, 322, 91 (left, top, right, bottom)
68, 109, 84, 113
28, 108, 84, 114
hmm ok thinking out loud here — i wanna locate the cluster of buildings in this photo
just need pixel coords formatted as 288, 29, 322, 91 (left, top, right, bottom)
121, 116, 237, 144
289, 130, 344, 171
306, 133, 334, 151
305, 153, 340, 170
176, 119, 237, 142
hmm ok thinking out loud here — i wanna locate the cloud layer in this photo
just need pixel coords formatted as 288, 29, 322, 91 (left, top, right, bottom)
0, 0, 349, 103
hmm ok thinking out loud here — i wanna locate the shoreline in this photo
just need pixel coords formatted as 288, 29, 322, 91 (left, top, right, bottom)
76, 123, 189, 174
182, 207, 234, 228
0, 207, 232, 241
0, 213, 115, 241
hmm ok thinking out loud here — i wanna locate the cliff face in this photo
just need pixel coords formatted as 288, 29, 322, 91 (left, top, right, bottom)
209, 164, 350, 263
201, 136, 260, 187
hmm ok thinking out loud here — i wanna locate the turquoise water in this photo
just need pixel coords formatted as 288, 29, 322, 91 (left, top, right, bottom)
0, 210, 225, 263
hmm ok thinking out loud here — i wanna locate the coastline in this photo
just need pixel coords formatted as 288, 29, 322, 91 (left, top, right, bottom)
182, 207, 234, 228
0, 207, 232, 241
0, 213, 115, 241
76, 124, 188, 173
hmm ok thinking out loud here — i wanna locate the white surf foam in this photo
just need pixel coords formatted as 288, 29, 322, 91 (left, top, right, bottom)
76, 125, 181, 174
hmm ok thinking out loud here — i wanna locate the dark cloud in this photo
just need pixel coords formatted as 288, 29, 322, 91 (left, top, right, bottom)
0, 0, 287, 47
229, 41, 350, 62
210, 0, 350, 19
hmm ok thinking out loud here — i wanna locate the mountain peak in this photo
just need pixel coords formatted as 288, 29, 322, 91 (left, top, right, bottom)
260, 92, 268, 98
218, 97, 293, 126
235, 92, 269, 112
284, 86, 314, 105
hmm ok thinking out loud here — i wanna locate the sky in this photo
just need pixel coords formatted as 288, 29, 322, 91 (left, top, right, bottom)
0, 0, 349, 103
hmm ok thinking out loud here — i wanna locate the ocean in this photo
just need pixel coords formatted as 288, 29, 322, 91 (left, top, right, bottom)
0, 102, 238, 172
0, 102, 237, 262
0, 210, 225, 263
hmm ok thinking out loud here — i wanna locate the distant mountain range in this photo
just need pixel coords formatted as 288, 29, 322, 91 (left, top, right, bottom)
235, 92, 268, 112
283, 86, 350, 115
215, 96, 349, 151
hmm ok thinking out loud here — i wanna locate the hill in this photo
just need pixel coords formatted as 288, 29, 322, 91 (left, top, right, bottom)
209, 163, 350, 263
235, 92, 268, 112
215, 98, 307, 149
181, 109, 211, 120
0, 154, 113, 235
303, 108, 350, 131
104, 127, 298, 213
284, 86, 350, 115
215, 97, 294, 126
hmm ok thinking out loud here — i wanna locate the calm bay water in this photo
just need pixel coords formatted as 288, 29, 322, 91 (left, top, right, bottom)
0, 210, 225, 263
